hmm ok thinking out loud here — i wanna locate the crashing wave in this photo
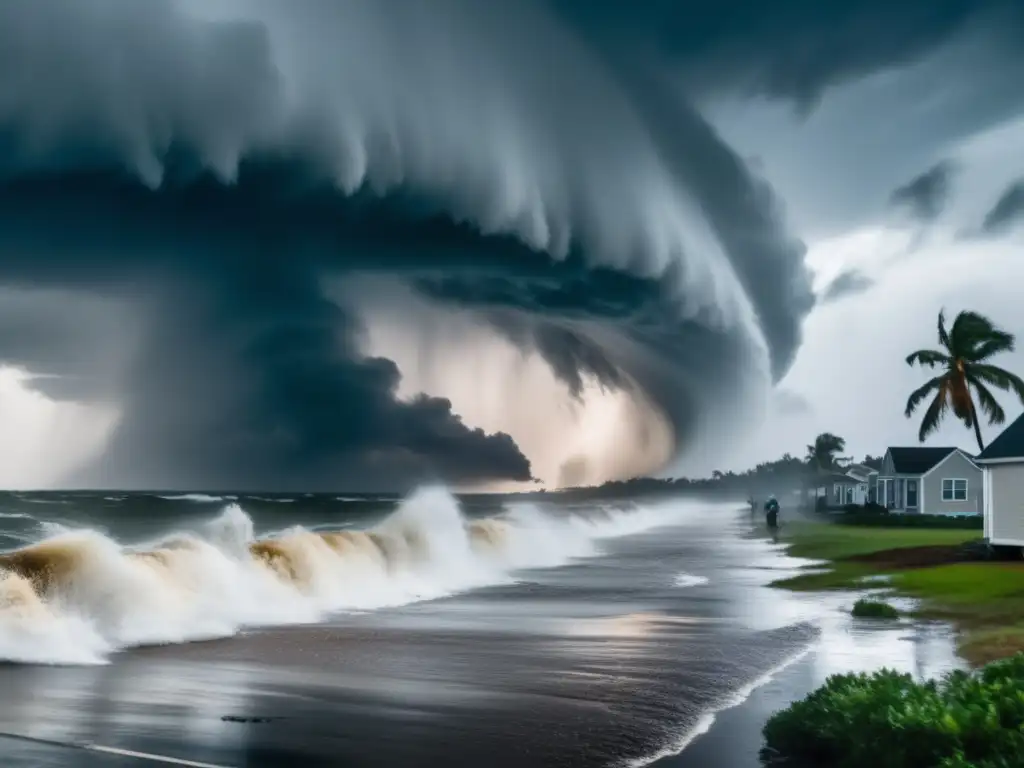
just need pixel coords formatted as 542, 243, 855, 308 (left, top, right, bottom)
0, 487, 681, 665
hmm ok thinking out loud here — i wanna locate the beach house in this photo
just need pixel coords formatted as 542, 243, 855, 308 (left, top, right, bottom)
811, 463, 875, 509
976, 412, 1024, 551
874, 446, 983, 516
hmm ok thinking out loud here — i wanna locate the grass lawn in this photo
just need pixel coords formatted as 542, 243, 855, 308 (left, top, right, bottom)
780, 522, 979, 560
771, 521, 1024, 665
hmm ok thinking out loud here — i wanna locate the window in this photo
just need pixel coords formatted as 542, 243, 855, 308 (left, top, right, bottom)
942, 478, 968, 501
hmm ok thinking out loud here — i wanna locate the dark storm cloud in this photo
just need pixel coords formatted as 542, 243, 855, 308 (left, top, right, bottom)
82, 272, 532, 490
412, 263, 658, 396
0, 0, 816, 490
549, 0, 1024, 107
819, 269, 876, 304
980, 179, 1024, 236
889, 161, 957, 222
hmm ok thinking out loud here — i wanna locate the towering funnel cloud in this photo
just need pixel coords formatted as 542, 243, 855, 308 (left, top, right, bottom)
0, 0, 813, 491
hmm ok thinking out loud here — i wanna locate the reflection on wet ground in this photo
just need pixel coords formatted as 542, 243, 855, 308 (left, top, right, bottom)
0, 507, 963, 767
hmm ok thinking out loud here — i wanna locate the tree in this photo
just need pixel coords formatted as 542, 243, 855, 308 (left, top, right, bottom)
861, 455, 883, 471
805, 433, 847, 473
905, 310, 1024, 452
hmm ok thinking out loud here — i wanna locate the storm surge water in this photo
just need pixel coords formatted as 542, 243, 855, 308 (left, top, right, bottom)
0, 488, 677, 666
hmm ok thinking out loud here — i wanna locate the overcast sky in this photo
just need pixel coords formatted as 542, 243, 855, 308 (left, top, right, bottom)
0, 1, 1022, 489
724, 89, 1024, 468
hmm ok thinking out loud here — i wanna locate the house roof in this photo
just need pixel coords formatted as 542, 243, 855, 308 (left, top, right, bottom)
844, 463, 873, 479
827, 473, 861, 485
886, 446, 960, 474
977, 411, 1024, 462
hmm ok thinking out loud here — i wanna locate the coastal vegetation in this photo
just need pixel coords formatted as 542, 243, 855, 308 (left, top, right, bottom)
850, 598, 899, 619
536, 433, 875, 502
804, 432, 848, 472
772, 522, 1024, 665
761, 653, 1024, 768
905, 309, 1024, 451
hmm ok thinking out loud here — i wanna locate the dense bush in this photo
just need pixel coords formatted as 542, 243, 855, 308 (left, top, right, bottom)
838, 507, 983, 529
761, 653, 1024, 767
846, 501, 889, 515
851, 599, 899, 619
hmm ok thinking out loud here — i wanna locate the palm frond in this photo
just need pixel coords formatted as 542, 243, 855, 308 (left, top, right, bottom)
904, 375, 944, 417
918, 388, 948, 442
967, 331, 1016, 362
937, 310, 951, 351
969, 363, 1024, 405
968, 376, 1007, 426
950, 311, 1001, 358
905, 349, 951, 369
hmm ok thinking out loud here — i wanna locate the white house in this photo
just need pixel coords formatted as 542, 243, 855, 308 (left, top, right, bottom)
976, 412, 1024, 552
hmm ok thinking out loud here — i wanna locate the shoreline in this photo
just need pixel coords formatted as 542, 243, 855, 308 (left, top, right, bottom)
633, 646, 814, 767
655, 652, 818, 768
651, 517, 973, 767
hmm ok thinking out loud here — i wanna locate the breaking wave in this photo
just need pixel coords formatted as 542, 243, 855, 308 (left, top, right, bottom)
0, 487, 679, 665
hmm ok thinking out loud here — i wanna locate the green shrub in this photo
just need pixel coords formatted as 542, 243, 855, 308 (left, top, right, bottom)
851, 598, 900, 619
762, 653, 1024, 767
846, 502, 889, 515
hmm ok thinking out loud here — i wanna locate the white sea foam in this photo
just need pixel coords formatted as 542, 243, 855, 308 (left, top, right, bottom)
37, 521, 73, 538
0, 487, 684, 665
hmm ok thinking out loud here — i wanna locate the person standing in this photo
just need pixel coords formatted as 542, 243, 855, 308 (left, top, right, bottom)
764, 495, 780, 529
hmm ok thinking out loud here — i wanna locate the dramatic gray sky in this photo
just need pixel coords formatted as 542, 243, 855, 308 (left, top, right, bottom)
716, 28, 1024, 468
0, 0, 1022, 489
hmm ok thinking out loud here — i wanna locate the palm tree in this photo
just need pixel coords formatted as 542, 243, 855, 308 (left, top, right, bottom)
803, 432, 846, 511
805, 432, 847, 472
905, 310, 1024, 452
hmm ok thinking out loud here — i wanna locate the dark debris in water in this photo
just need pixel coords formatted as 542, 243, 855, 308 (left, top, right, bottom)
220, 715, 280, 724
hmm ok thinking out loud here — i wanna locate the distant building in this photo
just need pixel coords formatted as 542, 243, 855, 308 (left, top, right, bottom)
811, 463, 872, 509
827, 472, 868, 507
874, 446, 983, 516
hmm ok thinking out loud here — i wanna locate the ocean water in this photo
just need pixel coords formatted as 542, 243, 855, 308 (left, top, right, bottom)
0, 489, 961, 767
